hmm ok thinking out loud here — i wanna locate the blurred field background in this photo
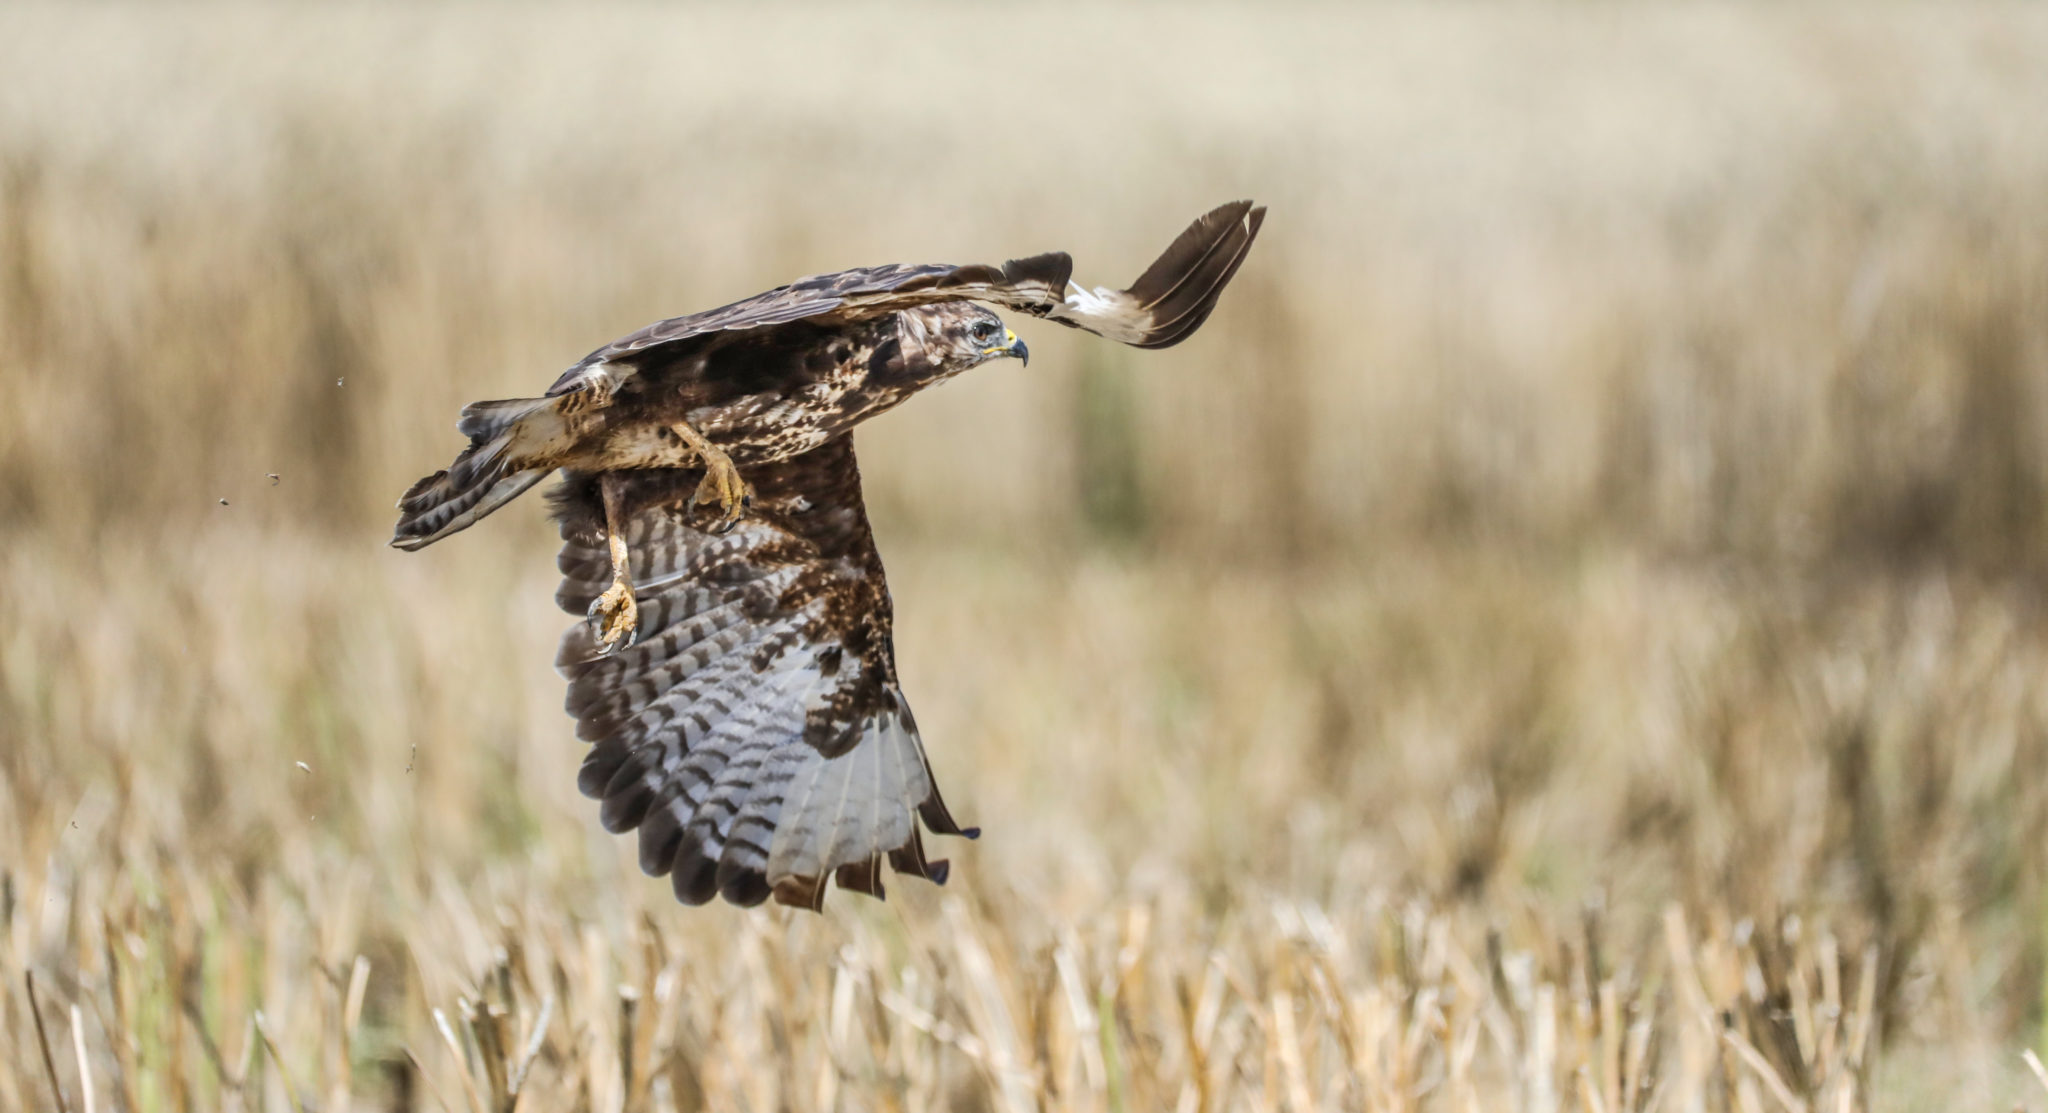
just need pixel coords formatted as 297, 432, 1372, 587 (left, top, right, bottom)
5, 3, 2048, 1110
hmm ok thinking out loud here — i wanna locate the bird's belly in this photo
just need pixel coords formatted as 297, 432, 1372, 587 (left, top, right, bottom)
582, 369, 920, 472
697, 384, 912, 464
697, 392, 844, 461
588, 423, 708, 470
586, 395, 859, 471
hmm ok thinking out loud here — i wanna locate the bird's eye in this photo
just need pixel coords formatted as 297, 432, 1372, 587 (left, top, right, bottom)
972, 321, 996, 342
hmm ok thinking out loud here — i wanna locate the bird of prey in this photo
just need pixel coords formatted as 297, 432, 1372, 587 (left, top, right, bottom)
392, 201, 1266, 910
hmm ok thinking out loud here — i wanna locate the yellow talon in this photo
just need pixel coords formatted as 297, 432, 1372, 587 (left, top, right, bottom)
589, 577, 638, 652
692, 446, 752, 534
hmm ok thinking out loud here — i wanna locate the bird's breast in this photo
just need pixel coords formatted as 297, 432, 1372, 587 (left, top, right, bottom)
589, 336, 926, 470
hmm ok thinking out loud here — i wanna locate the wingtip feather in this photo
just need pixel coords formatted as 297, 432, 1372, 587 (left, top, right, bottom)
1128, 202, 1265, 349
1125, 199, 1260, 309
1045, 199, 1265, 349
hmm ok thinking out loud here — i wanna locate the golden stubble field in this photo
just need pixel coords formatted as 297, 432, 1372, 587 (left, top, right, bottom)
4, 4, 2048, 1110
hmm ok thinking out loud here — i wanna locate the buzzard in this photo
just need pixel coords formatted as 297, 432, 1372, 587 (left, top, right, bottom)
392, 201, 1266, 910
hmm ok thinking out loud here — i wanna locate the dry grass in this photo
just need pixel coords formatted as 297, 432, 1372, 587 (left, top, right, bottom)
4, 4, 2048, 1110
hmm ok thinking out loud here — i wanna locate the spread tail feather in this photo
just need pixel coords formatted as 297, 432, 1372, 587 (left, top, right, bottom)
391, 396, 556, 550
390, 463, 547, 550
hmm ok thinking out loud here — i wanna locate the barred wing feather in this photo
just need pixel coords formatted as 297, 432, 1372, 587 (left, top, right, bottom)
552, 436, 973, 911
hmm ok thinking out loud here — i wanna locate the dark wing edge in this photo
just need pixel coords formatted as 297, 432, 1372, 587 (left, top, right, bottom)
541, 200, 1264, 395
549, 437, 975, 912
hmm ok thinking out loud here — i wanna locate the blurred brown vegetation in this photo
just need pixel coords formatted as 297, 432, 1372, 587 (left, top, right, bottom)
4, 4, 2048, 1111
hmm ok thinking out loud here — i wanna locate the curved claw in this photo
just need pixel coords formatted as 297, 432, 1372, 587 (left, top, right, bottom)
595, 621, 638, 655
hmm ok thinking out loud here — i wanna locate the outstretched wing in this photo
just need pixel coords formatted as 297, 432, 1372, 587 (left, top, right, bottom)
545, 200, 1266, 397
551, 436, 974, 911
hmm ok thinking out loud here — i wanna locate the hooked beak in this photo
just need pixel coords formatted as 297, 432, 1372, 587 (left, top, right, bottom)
982, 328, 1029, 367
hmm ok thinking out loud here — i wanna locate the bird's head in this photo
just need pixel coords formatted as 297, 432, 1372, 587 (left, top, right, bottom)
906, 303, 1029, 371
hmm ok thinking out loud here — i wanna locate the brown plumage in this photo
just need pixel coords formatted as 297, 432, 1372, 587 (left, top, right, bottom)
392, 201, 1266, 910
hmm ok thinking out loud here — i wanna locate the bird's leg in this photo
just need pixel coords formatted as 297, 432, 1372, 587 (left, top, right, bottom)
669, 419, 752, 534
588, 472, 638, 653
